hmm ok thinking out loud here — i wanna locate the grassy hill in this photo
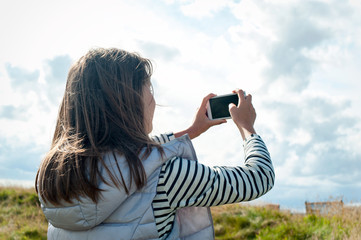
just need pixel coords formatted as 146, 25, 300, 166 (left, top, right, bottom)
0, 187, 47, 240
1, 187, 360, 239
211, 204, 361, 239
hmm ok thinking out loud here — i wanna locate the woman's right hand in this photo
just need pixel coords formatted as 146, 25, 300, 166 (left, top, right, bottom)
229, 89, 257, 140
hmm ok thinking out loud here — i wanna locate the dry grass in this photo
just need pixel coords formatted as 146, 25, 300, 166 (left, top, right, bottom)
340, 206, 361, 239
211, 203, 361, 240
1, 187, 360, 239
0, 186, 47, 239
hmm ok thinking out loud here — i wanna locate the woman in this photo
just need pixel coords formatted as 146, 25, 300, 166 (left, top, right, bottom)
36, 48, 275, 240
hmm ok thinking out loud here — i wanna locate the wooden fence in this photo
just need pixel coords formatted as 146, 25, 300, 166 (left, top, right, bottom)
305, 200, 343, 215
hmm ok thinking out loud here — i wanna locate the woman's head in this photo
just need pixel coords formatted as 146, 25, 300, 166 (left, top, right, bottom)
36, 48, 160, 205
64, 48, 154, 148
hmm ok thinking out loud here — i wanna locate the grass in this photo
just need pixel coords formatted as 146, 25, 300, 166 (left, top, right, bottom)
0, 187, 360, 239
0, 187, 47, 240
211, 204, 361, 240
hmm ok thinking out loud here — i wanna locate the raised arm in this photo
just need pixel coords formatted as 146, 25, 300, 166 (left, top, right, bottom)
153, 134, 274, 210
152, 90, 274, 237
174, 93, 226, 139
156, 90, 274, 207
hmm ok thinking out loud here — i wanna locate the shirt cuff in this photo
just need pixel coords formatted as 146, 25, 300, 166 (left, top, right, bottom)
243, 133, 261, 145
151, 132, 175, 144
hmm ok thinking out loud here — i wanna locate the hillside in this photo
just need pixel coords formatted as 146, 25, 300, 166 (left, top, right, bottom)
0, 187, 47, 239
211, 204, 361, 239
1, 187, 360, 239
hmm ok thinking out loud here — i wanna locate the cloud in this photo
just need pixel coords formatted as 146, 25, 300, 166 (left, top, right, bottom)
43, 55, 72, 104
260, 94, 361, 199
5, 63, 40, 90
1, 54, 71, 112
179, 0, 234, 19
262, 5, 333, 92
229, 0, 356, 93
0, 105, 27, 119
0, 105, 17, 119
0, 56, 72, 184
137, 41, 180, 62
45, 55, 72, 82
0, 139, 44, 182
0, 54, 72, 169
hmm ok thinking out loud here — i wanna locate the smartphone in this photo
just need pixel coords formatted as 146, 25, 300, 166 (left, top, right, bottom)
207, 93, 239, 120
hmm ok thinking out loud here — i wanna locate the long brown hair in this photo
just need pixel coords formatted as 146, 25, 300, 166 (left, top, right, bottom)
36, 48, 162, 205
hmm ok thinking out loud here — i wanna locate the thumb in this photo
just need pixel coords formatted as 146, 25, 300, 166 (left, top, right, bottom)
229, 103, 236, 111
211, 119, 227, 126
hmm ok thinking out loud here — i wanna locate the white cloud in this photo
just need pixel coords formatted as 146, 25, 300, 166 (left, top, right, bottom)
5, 64, 40, 89
179, 0, 233, 19
0, 179, 34, 188
137, 41, 181, 62
0, 54, 72, 151
288, 128, 312, 146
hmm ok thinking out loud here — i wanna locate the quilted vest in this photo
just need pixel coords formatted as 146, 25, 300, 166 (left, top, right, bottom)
41, 134, 215, 239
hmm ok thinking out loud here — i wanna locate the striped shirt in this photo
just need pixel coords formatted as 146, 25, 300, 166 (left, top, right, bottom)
151, 133, 274, 239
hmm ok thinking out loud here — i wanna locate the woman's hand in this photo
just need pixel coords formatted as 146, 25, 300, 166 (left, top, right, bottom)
229, 89, 256, 140
174, 93, 226, 139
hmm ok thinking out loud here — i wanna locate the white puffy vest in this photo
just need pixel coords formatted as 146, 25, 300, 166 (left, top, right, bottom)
41, 135, 214, 239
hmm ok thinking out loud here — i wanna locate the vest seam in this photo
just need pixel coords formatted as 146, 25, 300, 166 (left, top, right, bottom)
78, 203, 91, 228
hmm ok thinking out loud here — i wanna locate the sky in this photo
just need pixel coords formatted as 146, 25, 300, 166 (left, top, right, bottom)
0, 0, 360, 211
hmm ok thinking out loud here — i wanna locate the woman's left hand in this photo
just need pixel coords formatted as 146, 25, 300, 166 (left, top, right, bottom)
174, 93, 226, 139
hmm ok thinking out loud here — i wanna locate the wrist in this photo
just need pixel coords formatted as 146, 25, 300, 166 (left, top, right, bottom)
186, 126, 200, 139
174, 126, 200, 139
236, 124, 256, 140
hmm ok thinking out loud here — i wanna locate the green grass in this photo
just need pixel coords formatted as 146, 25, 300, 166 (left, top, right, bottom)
1, 187, 360, 239
211, 204, 361, 240
0, 187, 47, 240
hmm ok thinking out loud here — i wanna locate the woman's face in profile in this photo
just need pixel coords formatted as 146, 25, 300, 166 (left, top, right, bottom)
143, 81, 156, 134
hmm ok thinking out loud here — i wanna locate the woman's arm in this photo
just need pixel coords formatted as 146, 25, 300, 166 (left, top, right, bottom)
174, 93, 226, 139
174, 89, 256, 140
153, 134, 274, 211
152, 90, 274, 236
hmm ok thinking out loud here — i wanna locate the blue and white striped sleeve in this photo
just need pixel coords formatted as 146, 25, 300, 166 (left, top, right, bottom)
151, 133, 175, 144
155, 134, 275, 209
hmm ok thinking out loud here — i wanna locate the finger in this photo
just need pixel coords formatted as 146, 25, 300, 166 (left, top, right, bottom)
229, 103, 236, 109
234, 89, 245, 106
201, 93, 216, 109
210, 119, 227, 126
228, 103, 236, 115
246, 94, 252, 102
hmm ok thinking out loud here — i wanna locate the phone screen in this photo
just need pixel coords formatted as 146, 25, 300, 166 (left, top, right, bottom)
209, 93, 239, 119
